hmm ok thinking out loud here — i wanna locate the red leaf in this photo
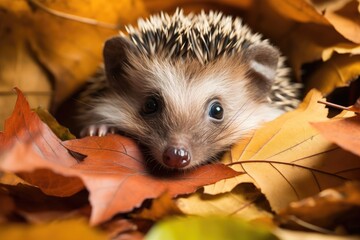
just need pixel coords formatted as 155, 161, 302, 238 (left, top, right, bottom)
0, 88, 240, 225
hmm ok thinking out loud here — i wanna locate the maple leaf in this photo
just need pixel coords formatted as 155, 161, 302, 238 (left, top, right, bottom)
204, 90, 360, 212
0, 88, 240, 225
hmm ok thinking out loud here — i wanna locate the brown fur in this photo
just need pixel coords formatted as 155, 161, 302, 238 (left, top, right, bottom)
82, 52, 282, 169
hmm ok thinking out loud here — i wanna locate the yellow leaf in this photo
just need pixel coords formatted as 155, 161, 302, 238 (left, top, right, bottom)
306, 54, 360, 95
132, 192, 183, 221
266, 0, 329, 25
176, 183, 273, 221
323, 0, 360, 44
0, 0, 147, 117
144, 0, 252, 14
204, 90, 360, 212
0, 218, 107, 240
322, 43, 360, 61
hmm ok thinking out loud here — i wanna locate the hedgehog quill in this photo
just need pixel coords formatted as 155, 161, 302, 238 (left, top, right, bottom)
79, 9, 302, 170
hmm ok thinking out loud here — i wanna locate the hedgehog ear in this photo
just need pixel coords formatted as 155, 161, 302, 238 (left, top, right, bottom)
243, 43, 280, 94
103, 36, 138, 89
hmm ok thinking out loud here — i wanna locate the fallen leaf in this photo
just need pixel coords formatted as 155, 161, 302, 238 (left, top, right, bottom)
64, 135, 240, 225
305, 54, 360, 95
323, 0, 360, 44
132, 192, 183, 221
266, 0, 329, 25
145, 216, 278, 240
176, 183, 273, 221
35, 107, 76, 141
0, 218, 107, 240
1, 182, 89, 224
278, 181, 360, 234
0, 88, 85, 196
311, 114, 360, 157
0, 0, 147, 131
0, 88, 240, 225
204, 90, 360, 213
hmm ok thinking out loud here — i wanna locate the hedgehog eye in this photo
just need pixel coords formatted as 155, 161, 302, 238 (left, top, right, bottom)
208, 100, 224, 122
142, 96, 160, 115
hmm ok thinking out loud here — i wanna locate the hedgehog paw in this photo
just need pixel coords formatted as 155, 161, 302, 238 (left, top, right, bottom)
80, 124, 117, 137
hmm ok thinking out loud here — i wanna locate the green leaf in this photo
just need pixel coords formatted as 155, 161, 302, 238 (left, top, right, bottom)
145, 216, 278, 240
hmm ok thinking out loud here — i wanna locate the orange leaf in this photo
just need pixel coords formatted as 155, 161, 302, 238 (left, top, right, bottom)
0, 88, 240, 225
312, 114, 360, 157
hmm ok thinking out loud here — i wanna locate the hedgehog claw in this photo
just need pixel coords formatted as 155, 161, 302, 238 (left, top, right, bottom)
80, 124, 117, 137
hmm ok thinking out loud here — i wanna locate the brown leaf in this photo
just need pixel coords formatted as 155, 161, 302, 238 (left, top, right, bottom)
278, 181, 360, 233
0, 88, 240, 225
311, 114, 360, 157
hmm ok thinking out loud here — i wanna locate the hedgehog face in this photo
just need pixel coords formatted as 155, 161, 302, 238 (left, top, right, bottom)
85, 9, 298, 170
96, 40, 283, 169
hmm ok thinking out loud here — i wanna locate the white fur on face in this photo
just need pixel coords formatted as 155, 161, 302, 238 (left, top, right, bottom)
83, 56, 283, 168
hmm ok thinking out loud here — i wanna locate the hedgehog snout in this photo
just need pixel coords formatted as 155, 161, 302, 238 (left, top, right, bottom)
162, 146, 191, 168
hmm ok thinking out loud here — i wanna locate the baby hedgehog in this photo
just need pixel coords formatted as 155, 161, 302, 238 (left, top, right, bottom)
79, 9, 301, 170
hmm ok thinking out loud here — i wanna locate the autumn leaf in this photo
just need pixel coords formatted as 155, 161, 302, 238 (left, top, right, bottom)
204, 90, 360, 213
176, 183, 273, 221
0, 88, 240, 225
132, 192, 183, 221
63, 135, 240, 225
0, 218, 107, 240
312, 114, 360, 157
35, 107, 75, 141
278, 181, 360, 233
245, 0, 360, 95
0, 0, 147, 130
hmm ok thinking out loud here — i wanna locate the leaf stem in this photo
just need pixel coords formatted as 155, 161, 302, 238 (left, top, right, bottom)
27, 0, 121, 29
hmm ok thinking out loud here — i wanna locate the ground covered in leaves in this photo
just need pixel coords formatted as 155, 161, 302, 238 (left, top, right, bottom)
1, 0, 360, 239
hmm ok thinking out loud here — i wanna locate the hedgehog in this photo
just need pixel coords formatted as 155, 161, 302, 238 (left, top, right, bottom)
78, 9, 302, 170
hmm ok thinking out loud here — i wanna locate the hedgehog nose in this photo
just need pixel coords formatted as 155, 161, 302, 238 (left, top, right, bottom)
163, 147, 191, 168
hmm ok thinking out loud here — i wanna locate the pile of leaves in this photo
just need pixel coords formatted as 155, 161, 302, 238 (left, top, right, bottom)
1, 0, 360, 239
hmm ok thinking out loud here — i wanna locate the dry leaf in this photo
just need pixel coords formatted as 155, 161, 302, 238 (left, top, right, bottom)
204, 90, 360, 213
0, 0, 147, 130
0, 88, 240, 225
132, 192, 183, 221
305, 54, 360, 94
35, 107, 76, 141
64, 135, 240, 225
311, 114, 360, 157
0, 218, 107, 240
266, 0, 329, 25
323, 0, 360, 44
1, 182, 88, 224
176, 183, 273, 221
144, 0, 252, 14
278, 181, 360, 233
